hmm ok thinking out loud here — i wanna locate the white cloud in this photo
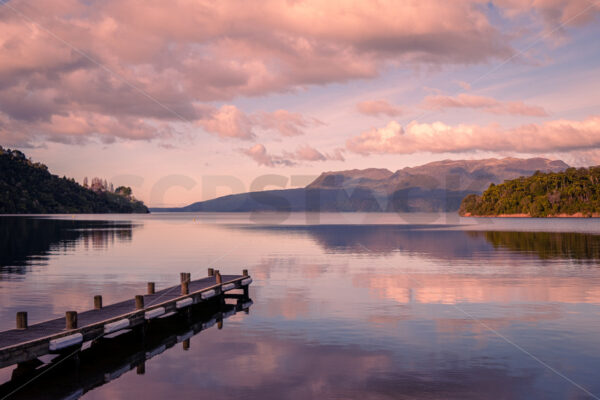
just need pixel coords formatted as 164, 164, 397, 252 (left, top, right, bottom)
347, 116, 600, 155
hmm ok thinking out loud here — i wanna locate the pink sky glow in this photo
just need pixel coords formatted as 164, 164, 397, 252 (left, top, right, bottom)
0, 0, 599, 206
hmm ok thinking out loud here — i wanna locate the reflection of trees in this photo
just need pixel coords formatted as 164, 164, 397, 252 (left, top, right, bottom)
471, 231, 600, 262
0, 217, 136, 271
81, 227, 133, 249
245, 225, 600, 263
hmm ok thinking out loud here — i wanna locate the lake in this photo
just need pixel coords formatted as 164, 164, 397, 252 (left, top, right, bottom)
1, 213, 599, 399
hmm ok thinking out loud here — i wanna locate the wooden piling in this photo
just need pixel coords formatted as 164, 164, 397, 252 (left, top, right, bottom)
94, 295, 103, 310
208, 268, 214, 276
243, 269, 249, 297
183, 339, 190, 351
66, 311, 78, 330
217, 320, 223, 330
181, 280, 189, 295
16, 312, 27, 330
0, 272, 251, 368
147, 282, 155, 295
135, 295, 144, 310
180, 272, 187, 283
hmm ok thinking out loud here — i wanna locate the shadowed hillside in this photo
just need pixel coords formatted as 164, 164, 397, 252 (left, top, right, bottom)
153, 157, 568, 213
0, 147, 148, 214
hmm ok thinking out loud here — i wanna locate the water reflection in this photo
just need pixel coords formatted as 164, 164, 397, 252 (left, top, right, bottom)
0, 296, 252, 400
1, 215, 600, 399
244, 224, 485, 258
472, 231, 600, 262
78, 320, 555, 399
0, 217, 136, 273
246, 224, 600, 262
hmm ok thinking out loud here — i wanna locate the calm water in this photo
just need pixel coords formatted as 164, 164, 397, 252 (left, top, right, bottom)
1, 213, 600, 399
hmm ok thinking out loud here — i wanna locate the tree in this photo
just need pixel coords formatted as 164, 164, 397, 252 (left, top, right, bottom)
115, 186, 132, 197
459, 167, 600, 217
0, 148, 148, 213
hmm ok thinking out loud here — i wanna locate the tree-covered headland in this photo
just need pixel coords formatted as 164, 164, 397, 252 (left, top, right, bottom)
459, 167, 600, 217
0, 146, 149, 214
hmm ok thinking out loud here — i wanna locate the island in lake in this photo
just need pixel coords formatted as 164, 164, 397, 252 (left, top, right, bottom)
0, 147, 149, 214
459, 167, 600, 217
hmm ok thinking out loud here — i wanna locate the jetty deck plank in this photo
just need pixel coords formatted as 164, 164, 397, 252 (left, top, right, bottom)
0, 274, 247, 357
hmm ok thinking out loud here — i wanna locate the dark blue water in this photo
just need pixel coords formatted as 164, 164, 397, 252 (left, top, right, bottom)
1, 213, 599, 399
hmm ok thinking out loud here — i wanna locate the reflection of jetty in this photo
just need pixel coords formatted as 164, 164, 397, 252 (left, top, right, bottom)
0, 269, 252, 369
0, 294, 253, 399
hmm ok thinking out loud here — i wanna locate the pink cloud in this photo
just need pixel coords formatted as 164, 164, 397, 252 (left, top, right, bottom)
323, 148, 346, 162
456, 81, 472, 91
495, 0, 600, 33
346, 116, 600, 155
0, 109, 171, 146
242, 144, 345, 167
288, 146, 346, 162
422, 93, 548, 116
195, 106, 323, 140
357, 100, 403, 117
252, 110, 323, 137
0, 0, 596, 145
197, 105, 255, 140
0, 0, 517, 144
241, 144, 294, 167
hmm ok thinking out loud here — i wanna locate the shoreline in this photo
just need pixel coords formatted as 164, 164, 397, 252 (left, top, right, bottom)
461, 212, 600, 218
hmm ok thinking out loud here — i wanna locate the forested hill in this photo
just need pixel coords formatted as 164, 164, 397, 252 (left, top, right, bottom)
0, 147, 149, 214
459, 167, 600, 217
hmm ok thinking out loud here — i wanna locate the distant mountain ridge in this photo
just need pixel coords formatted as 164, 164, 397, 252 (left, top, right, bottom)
152, 157, 569, 213
308, 158, 569, 193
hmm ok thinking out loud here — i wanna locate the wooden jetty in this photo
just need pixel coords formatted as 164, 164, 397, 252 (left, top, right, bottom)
0, 297, 253, 400
0, 268, 252, 369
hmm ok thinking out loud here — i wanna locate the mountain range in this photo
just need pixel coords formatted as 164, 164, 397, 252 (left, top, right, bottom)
152, 157, 569, 213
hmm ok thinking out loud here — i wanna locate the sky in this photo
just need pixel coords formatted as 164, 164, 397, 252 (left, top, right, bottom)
0, 0, 599, 206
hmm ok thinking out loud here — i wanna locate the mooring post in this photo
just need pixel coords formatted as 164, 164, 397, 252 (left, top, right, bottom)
243, 269, 249, 297
181, 279, 189, 295
215, 270, 222, 284
66, 311, 78, 330
16, 312, 28, 330
147, 282, 155, 295
135, 295, 145, 310
217, 320, 223, 330
208, 268, 214, 276
180, 272, 187, 283
183, 339, 190, 351
94, 295, 103, 310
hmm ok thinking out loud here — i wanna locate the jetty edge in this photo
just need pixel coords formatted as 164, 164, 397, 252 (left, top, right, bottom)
0, 269, 252, 368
